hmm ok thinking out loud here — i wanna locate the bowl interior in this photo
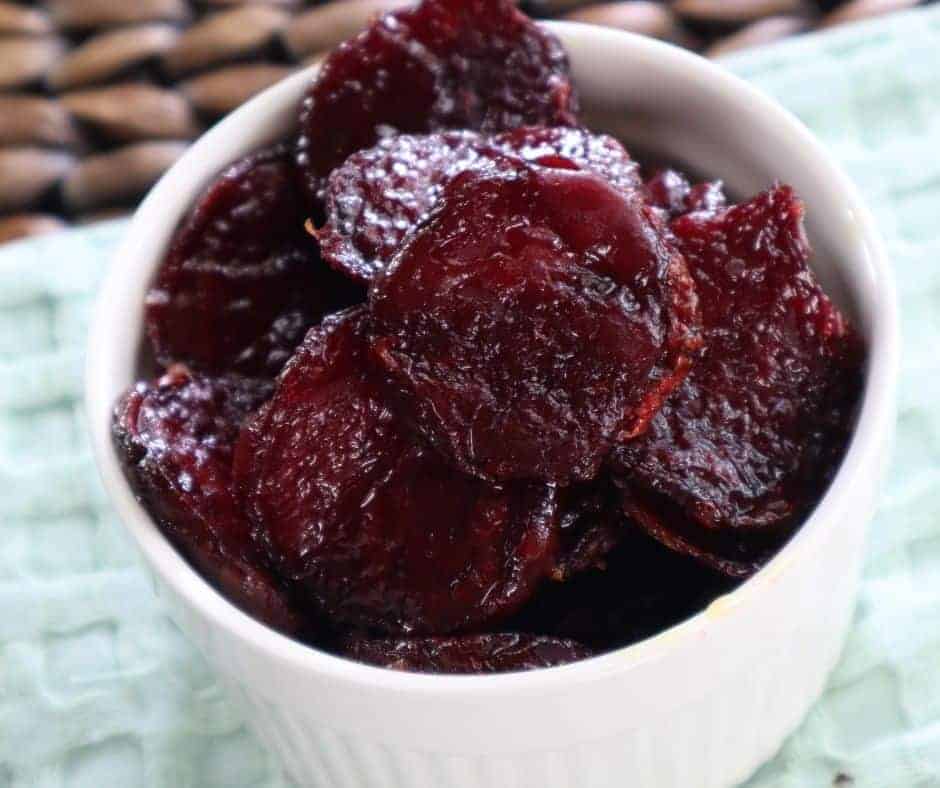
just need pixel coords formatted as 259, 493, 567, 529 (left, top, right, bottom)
87, 22, 895, 700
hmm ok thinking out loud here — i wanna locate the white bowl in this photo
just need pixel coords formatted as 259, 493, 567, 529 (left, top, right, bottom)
86, 22, 899, 788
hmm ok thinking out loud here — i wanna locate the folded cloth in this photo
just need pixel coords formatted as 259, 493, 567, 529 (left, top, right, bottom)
1, 7, 939, 786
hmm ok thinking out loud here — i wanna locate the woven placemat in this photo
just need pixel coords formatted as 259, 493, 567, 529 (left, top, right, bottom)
0, 0, 934, 245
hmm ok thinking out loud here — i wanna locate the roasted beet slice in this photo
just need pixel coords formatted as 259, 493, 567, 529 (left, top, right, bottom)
370, 164, 701, 484
318, 127, 640, 283
112, 367, 301, 634
498, 125, 641, 194
343, 633, 592, 673
317, 131, 494, 283
235, 308, 560, 634
617, 487, 787, 578
645, 169, 726, 218
296, 0, 578, 204
553, 478, 624, 582
512, 524, 737, 652
611, 186, 864, 577
146, 145, 361, 378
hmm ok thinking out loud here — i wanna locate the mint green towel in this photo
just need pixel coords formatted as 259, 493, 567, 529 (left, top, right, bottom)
1, 8, 938, 786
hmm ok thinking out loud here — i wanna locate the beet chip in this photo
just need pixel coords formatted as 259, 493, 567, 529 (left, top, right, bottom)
644, 169, 726, 219
370, 164, 701, 484
552, 478, 625, 582
318, 127, 640, 283
611, 186, 864, 577
236, 308, 560, 635
112, 368, 301, 634
498, 125, 641, 195
343, 633, 592, 673
146, 145, 360, 378
296, 0, 579, 204
318, 131, 493, 283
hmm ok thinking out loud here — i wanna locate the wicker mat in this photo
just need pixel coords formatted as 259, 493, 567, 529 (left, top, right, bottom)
0, 0, 932, 244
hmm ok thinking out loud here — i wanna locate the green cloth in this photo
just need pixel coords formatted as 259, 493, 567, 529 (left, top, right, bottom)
1, 8, 938, 786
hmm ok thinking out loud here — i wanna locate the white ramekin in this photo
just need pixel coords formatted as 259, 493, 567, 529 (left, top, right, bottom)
86, 22, 899, 788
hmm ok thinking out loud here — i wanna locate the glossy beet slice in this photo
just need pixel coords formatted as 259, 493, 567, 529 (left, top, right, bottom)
318, 127, 640, 283
146, 145, 360, 378
610, 186, 865, 577
317, 131, 494, 283
370, 164, 701, 484
496, 126, 641, 196
235, 308, 560, 635
645, 169, 726, 218
343, 633, 592, 673
616, 487, 787, 578
296, 0, 579, 204
553, 478, 624, 582
512, 524, 737, 652
112, 367, 301, 634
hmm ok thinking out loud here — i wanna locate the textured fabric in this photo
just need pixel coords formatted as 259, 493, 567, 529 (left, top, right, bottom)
1, 8, 938, 787
0, 220, 292, 788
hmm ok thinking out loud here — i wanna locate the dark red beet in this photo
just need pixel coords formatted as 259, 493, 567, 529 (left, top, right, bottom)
343, 633, 592, 673
318, 127, 640, 283
611, 186, 864, 577
645, 169, 726, 218
370, 163, 701, 484
617, 488, 784, 578
317, 131, 494, 283
511, 524, 736, 651
235, 308, 560, 634
146, 145, 361, 378
553, 478, 624, 582
296, 0, 579, 204
498, 125, 640, 194
112, 367, 301, 634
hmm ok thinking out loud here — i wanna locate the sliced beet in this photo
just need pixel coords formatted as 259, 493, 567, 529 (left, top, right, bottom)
112, 367, 301, 634
317, 131, 493, 283
610, 186, 864, 577
553, 478, 624, 582
496, 126, 640, 196
318, 126, 640, 283
370, 163, 701, 484
645, 168, 726, 218
236, 308, 560, 635
296, 0, 579, 204
146, 145, 361, 378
